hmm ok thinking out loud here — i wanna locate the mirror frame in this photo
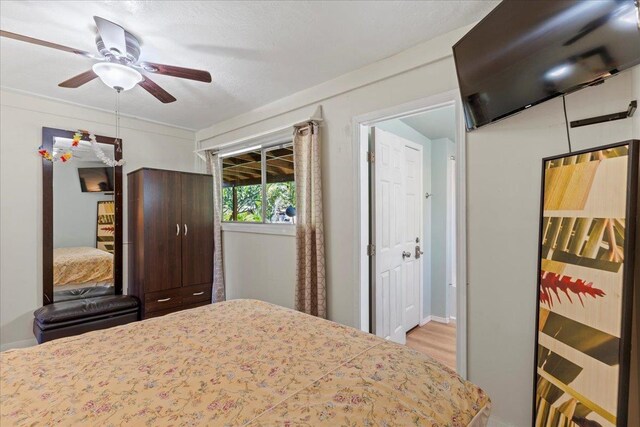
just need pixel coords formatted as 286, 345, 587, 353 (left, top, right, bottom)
42, 127, 123, 305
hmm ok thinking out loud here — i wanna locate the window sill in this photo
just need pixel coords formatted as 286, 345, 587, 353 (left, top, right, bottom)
221, 222, 295, 236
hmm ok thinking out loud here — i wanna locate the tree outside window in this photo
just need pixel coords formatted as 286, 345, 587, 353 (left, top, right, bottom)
222, 144, 296, 224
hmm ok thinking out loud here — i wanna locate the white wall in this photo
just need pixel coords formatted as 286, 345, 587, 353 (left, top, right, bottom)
376, 119, 433, 319
430, 137, 455, 319
467, 70, 639, 427
223, 231, 295, 309
0, 90, 196, 350
53, 160, 112, 249
194, 23, 640, 426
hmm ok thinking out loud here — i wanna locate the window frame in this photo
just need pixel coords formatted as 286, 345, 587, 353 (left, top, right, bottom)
220, 140, 295, 229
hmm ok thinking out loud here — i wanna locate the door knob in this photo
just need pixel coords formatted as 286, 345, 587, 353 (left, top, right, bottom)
402, 251, 411, 259
415, 245, 424, 259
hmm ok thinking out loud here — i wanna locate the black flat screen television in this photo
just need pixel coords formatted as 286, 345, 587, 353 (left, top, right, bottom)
77, 167, 114, 192
453, 0, 640, 130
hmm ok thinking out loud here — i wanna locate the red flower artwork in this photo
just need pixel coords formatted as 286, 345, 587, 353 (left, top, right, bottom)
539, 271, 605, 307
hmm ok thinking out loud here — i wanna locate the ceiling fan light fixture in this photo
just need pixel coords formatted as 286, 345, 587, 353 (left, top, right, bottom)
1, 15, 211, 103
92, 62, 142, 91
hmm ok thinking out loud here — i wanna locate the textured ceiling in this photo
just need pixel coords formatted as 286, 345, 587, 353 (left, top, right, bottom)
402, 105, 456, 141
0, 1, 497, 130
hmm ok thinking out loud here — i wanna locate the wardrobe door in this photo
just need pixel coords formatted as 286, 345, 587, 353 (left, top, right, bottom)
181, 173, 214, 287
182, 173, 213, 286
143, 169, 182, 291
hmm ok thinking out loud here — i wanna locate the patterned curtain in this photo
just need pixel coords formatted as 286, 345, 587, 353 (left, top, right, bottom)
206, 152, 226, 302
293, 123, 326, 318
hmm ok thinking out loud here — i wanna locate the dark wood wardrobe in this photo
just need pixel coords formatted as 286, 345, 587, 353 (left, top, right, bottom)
128, 168, 214, 318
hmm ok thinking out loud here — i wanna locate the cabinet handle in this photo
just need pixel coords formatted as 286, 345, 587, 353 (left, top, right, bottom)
176, 224, 180, 236
192, 291, 204, 296
184, 224, 188, 236
157, 298, 171, 302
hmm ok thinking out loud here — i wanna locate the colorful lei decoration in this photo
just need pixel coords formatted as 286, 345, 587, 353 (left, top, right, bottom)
37, 148, 54, 161
38, 147, 73, 162
37, 131, 125, 167
72, 132, 82, 147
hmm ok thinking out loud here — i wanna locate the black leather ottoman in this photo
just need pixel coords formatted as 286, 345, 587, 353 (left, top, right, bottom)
33, 295, 139, 344
54, 285, 115, 302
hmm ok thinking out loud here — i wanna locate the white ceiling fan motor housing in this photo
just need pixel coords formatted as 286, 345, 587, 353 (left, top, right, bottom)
95, 31, 141, 64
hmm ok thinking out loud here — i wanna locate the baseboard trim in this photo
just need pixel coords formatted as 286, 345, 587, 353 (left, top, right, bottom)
450, 315, 456, 321
1, 338, 37, 352
420, 315, 432, 326
431, 315, 450, 324
421, 315, 453, 325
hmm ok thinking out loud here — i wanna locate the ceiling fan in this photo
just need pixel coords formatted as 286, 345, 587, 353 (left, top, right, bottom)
0, 16, 212, 103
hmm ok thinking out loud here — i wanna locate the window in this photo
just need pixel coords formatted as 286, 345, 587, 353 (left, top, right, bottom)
222, 144, 296, 224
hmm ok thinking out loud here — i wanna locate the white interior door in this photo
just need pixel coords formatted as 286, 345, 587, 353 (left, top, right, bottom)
374, 128, 405, 344
403, 142, 423, 331
373, 128, 422, 344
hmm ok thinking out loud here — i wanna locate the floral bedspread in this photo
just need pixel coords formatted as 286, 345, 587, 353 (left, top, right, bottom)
53, 246, 113, 286
0, 299, 489, 426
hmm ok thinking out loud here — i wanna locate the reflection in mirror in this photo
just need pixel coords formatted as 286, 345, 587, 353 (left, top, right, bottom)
52, 137, 115, 302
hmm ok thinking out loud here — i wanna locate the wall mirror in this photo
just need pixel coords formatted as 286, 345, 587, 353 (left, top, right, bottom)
42, 127, 123, 305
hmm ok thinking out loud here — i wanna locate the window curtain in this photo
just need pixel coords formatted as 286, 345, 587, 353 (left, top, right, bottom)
293, 122, 326, 318
206, 152, 226, 302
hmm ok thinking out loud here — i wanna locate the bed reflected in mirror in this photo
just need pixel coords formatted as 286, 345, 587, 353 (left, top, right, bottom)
52, 137, 116, 302
42, 128, 123, 305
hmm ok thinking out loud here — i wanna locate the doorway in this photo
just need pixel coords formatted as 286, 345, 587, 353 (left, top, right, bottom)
354, 91, 467, 376
369, 127, 423, 345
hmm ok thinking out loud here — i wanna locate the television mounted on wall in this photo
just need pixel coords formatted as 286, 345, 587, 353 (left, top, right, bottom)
453, 0, 640, 130
77, 167, 114, 192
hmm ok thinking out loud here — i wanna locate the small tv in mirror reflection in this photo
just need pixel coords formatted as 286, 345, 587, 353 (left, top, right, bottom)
77, 167, 114, 192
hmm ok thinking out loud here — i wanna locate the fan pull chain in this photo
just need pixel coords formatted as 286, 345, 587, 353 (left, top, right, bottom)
115, 89, 122, 153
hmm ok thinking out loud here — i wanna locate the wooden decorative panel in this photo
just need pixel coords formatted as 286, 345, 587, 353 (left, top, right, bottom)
533, 141, 639, 427
96, 200, 115, 253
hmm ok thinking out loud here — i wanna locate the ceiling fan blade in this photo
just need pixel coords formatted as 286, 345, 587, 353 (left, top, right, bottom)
58, 70, 98, 88
138, 76, 177, 103
139, 61, 212, 83
93, 16, 127, 57
0, 30, 95, 58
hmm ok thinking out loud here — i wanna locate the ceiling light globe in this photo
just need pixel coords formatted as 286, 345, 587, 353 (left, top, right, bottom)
92, 62, 142, 91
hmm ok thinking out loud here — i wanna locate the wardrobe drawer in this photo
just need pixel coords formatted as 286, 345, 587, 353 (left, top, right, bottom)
146, 301, 210, 319
182, 284, 211, 305
145, 288, 183, 313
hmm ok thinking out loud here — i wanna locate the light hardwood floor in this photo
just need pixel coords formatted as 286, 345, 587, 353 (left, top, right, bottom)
406, 320, 456, 370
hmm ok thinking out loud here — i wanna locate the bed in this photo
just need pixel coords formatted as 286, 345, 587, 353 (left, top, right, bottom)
53, 246, 113, 288
0, 299, 490, 426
